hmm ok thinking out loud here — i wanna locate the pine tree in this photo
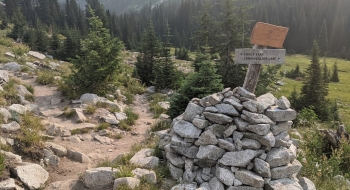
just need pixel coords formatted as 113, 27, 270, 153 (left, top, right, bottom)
8, 8, 26, 41
322, 59, 330, 83
63, 8, 123, 98
167, 61, 223, 118
318, 19, 328, 56
330, 61, 340, 82
153, 23, 177, 90
135, 22, 160, 86
300, 40, 329, 120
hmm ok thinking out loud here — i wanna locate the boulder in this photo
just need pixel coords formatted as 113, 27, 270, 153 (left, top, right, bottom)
276, 96, 291, 110
0, 70, 9, 84
80, 93, 101, 104
246, 124, 270, 136
196, 145, 225, 161
28, 51, 46, 60
0, 150, 22, 163
298, 177, 316, 190
183, 103, 204, 122
209, 177, 224, 190
0, 108, 11, 123
223, 98, 243, 111
16, 85, 32, 97
253, 158, 271, 178
166, 152, 185, 168
266, 147, 290, 168
74, 108, 86, 123
168, 163, 184, 180
131, 168, 157, 184
113, 177, 140, 190
192, 118, 209, 129
265, 107, 296, 122
242, 111, 274, 125
173, 120, 202, 138
171, 183, 197, 190
266, 178, 303, 190
216, 167, 235, 186
147, 86, 156, 94
270, 121, 293, 136
67, 150, 91, 163
195, 130, 218, 146
215, 103, 240, 116
217, 139, 235, 151
256, 93, 277, 110
114, 112, 127, 121
237, 87, 256, 100
45, 142, 67, 157
12, 162, 49, 190
2, 62, 21, 71
129, 149, 159, 169
0, 178, 16, 189
270, 160, 302, 179
8, 104, 26, 115
1, 121, 20, 132
203, 112, 233, 125
83, 167, 119, 189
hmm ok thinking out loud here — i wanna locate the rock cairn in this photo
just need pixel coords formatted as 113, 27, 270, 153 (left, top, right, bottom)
159, 87, 316, 190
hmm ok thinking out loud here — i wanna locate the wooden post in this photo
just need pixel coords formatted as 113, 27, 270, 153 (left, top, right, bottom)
242, 45, 265, 93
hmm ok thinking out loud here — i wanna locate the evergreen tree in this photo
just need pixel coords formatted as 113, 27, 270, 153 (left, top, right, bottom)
322, 59, 330, 83
135, 22, 160, 86
153, 23, 177, 90
299, 40, 329, 121
50, 32, 61, 58
63, 8, 123, 98
167, 61, 223, 118
8, 8, 26, 41
193, 1, 215, 51
330, 61, 340, 82
318, 19, 328, 56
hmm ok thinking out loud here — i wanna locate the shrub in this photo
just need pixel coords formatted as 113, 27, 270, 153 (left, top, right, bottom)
95, 123, 110, 131
0, 37, 13, 47
149, 94, 167, 118
23, 84, 34, 94
115, 166, 135, 178
85, 104, 97, 114
12, 44, 29, 58
0, 79, 21, 106
36, 69, 55, 85
71, 127, 92, 135
64, 109, 76, 118
124, 107, 139, 125
295, 107, 319, 127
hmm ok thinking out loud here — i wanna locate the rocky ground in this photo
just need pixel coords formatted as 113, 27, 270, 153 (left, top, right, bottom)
0, 51, 163, 189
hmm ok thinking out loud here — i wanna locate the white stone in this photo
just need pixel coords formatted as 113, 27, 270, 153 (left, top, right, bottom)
12, 162, 49, 190
113, 177, 140, 190
28, 51, 46, 60
83, 167, 119, 189
132, 168, 157, 184
129, 149, 159, 169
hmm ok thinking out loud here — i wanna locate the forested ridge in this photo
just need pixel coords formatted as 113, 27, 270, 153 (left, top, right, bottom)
1, 0, 350, 59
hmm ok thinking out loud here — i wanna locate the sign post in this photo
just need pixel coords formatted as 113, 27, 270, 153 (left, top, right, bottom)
234, 22, 289, 93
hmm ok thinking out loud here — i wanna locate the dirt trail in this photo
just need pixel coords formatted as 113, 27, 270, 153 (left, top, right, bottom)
20, 76, 156, 185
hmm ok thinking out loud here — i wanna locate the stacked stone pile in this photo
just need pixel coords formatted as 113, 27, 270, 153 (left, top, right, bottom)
160, 87, 316, 190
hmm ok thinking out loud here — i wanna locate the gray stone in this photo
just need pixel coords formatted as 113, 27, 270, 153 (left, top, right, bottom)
265, 106, 296, 122
114, 112, 127, 121
242, 100, 262, 113
47, 155, 60, 166
185, 159, 194, 171
198, 182, 211, 190
235, 170, 264, 188
166, 152, 185, 168
94, 134, 112, 144
209, 177, 225, 190
0, 70, 9, 84
195, 130, 218, 146
183, 169, 197, 183
205, 106, 218, 113
1, 121, 20, 132
242, 138, 261, 150
207, 93, 224, 106
28, 51, 46, 59
270, 160, 302, 179
171, 134, 192, 147
158, 101, 170, 110
8, 104, 26, 115
0, 150, 22, 163
203, 112, 233, 125
168, 163, 184, 180
227, 186, 263, 190
147, 86, 156, 94
0, 108, 11, 123
215, 103, 240, 116
242, 111, 274, 125
12, 162, 49, 190
253, 158, 271, 178
74, 108, 86, 123
50, 98, 61, 105
266, 147, 290, 168
234, 117, 249, 132
45, 142, 67, 157
219, 150, 262, 167
196, 145, 225, 161
40, 108, 63, 117
192, 118, 209, 129
0, 178, 16, 190
5, 52, 15, 58
80, 93, 101, 104
237, 87, 256, 100
183, 103, 204, 122
171, 183, 197, 190
298, 177, 316, 190
271, 121, 293, 135
83, 167, 119, 189
2, 62, 21, 71
216, 167, 235, 186
173, 120, 202, 138
266, 178, 303, 190
223, 98, 243, 111
47, 123, 65, 136
256, 93, 277, 110
246, 124, 270, 136
206, 124, 229, 138
171, 145, 199, 159
288, 144, 297, 162
233, 131, 244, 141
276, 96, 290, 110
113, 177, 140, 190
224, 125, 237, 138
274, 131, 291, 148
132, 168, 157, 184
130, 149, 159, 169
242, 132, 276, 148
16, 85, 32, 97
67, 150, 91, 163
218, 139, 235, 151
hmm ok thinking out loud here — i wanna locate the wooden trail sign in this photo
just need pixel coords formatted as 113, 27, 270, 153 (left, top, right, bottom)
234, 49, 286, 64
237, 22, 289, 93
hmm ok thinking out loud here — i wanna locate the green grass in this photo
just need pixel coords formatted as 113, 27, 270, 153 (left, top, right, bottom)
36, 69, 57, 85
271, 55, 350, 123
0, 79, 21, 106
148, 93, 167, 118
150, 121, 170, 132
95, 123, 110, 131
71, 127, 93, 135
85, 104, 97, 114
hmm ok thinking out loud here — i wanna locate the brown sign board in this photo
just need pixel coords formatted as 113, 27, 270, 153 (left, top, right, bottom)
234, 49, 286, 64
250, 22, 289, 48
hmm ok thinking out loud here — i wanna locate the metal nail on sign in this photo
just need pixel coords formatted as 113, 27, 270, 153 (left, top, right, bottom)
234, 49, 286, 64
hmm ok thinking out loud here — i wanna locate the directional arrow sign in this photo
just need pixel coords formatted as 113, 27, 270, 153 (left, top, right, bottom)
234, 49, 286, 64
